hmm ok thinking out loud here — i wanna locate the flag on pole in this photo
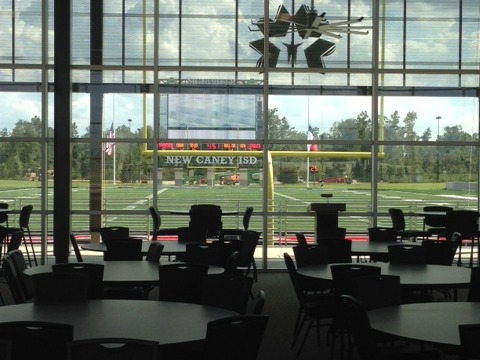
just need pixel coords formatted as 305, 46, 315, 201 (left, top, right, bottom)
307, 124, 318, 152
105, 122, 115, 156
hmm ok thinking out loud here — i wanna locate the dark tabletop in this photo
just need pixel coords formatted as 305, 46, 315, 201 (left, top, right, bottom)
82, 240, 187, 256
369, 302, 480, 347
296, 262, 471, 288
0, 299, 236, 345
24, 260, 223, 285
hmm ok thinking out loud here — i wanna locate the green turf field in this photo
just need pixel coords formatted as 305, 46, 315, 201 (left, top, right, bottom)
1, 180, 477, 237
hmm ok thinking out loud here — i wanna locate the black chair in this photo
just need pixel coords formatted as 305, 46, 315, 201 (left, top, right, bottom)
351, 274, 402, 311
158, 263, 209, 304
100, 226, 130, 241
459, 323, 480, 360
0, 203, 8, 227
283, 252, 336, 357
103, 238, 143, 261
387, 244, 426, 264
421, 239, 457, 265
292, 243, 332, 293
0, 339, 10, 360
388, 208, 427, 242
148, 206, 161, 241
467, 266, 480, 302
251, 289, 266, 315
201, 273, 254, 314
67, 338, 159, 360
422, 205, 453, 239
52, 262, 105, 299
202, 315, 269, 360
223, 206, 254, 240
145, 242, 164, 262
2, 254, 28, 304
4, 205, 37, 266
338, 294, 442, 360
325, 238, 352, 263
295, 232, 309, 246
31, 271, 89, 303
69, 233, 83, 262
7, 250, 34, 301
179, 242, 225, 266
0, 321, 73, 360
189, 204, 223, 240
445, 210, 480, 267
367, 227, 397, 262
235, 230, 260, 281
329, 264, 382, 358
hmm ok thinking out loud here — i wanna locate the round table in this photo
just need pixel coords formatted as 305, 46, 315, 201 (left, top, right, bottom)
82, 240, 187, 256
369, 302, 480, 347
0, 299, 236, 345
296, 262, 471, 289
24, 260, 224, 285
350, 241, 417, 257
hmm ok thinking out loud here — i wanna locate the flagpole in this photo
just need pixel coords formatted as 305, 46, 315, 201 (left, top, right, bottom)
112, 96, 116, 185
306, 96, 310, 188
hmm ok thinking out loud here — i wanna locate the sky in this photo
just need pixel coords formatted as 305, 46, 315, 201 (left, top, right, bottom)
0, 0, 478, 138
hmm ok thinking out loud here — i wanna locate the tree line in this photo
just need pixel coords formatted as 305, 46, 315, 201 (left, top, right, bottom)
0, 110, 477, 183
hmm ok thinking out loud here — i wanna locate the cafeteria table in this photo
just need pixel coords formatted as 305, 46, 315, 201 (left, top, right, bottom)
24, 260, 224, 286
296, 262, 470, 300
0, 299, 236, 345
82, 240, 188, 257
369, 302, 480, 348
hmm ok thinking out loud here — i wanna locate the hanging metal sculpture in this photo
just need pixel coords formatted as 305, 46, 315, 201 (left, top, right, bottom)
249, 2, 370, 70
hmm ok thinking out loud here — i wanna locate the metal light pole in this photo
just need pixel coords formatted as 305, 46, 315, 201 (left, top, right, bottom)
436, 116, 441, 182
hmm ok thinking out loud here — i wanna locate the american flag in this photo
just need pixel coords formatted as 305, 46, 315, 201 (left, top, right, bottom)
307, 124, 318, 152
105, 122, 115, 156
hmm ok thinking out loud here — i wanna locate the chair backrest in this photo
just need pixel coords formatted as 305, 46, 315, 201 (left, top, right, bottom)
237, 230, 260, 268
7, 250, 34, 300
423, 206, 453, 228
52, 262, 105, 299
148, 206, 161, 241
421, 239, 457, 265
467, 267, 480, 302
295, 232, 308, 246
351, 274, 401, 311
177, 226, 208, 243
31, 272, 89, 303
446, 210, 479, 240
67, 338, 159, 360
330, 264, 381, 296
292, 244, 329, 268
0, 339, 11, 360
103, 238, 143, 261
242, 207, 254, 230
337, 294, 376, 360
367, 227, 397, 242
70, 233, 83, 262
0, 321, 73, 360
325, 238, 352, 263
283, 252, 306, 304
183, 242, 224, 266
388, 208, 406, 231
100, 226, 130, 241
7, 231, 23, 252
158, 263, 209, 304
201, 273, 254, 314
189, 204, 223, 238
0, 203, 9, 225
387, 244, 426, 264
251, 289, 266, 315
1, 254, 27, 304
459, 324, 480, 360
145, 242, 164, 262
203, 315, 269, 360
18, 205, 33, 229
